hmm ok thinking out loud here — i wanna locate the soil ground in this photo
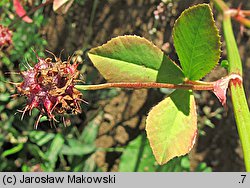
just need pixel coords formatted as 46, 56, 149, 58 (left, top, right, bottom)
45, 0, 250, 171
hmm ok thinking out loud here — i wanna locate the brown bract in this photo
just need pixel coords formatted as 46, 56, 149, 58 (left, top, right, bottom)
16, 53, 85, 128
212, 74, 242, 106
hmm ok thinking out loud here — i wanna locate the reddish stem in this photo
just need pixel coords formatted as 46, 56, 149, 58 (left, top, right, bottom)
76, 82, 214, 91
233, 16, 250, 28
241, 10, 250, 16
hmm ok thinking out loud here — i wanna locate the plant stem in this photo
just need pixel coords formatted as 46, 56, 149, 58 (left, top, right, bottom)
233, 16, 250, 28
75, 82, 214, 91
223, 14, 250, 172
241, 10, 250, 16
212, 0, 250, 28
213, 0, 250, 171
212, 0, 229, 12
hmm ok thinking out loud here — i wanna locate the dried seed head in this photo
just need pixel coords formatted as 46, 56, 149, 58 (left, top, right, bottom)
0, 24, 12, 48
16, 52, 85, 128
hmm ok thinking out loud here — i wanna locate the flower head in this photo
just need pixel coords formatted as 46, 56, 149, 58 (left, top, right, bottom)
16, 52, 85, 128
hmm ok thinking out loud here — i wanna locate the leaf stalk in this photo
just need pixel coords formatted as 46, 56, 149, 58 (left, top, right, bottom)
75, 82, 214, 91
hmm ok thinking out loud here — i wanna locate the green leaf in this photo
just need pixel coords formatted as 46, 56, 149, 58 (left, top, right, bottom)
88, 35, 184, 84
119, 133, 191, 172
180, 156, 190, 169
27, 143, 47, 160
45, 134, 64, 169
173, 4, 221, 80
82, 155, 99, 172
0, 93, 10, 102
146, 90, 197, 165
29, 131, 55, 146
119, 134, 156, 172
195, 162, 212, 172
21, 164, 31, 172
79, 114, 100, 144
1, 143, 24, 158
60, 139, 95, 156
220, 60, 229, 70
157, 156, 190, 172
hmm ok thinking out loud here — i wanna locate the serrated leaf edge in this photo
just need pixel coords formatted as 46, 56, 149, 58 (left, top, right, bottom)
145, 94, 198, 165
172, 3, 222, 80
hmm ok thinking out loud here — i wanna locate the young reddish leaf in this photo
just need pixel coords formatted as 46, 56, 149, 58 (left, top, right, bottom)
146, 90, 197, 165
53, 0, 74, 13
212, 74, 242, 106
13, 0, 33, 23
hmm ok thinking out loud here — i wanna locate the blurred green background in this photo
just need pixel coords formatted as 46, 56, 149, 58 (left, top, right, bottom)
0, 0, 249, 172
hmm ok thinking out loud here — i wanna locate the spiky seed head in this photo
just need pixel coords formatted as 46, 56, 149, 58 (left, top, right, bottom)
16, 52, 85, 128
